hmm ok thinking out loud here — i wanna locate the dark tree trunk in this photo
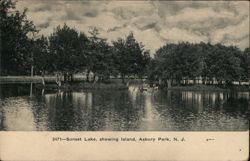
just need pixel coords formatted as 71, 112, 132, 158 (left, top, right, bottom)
177, 79, 181, 86
194, 78, 197, 85
121, 74, 125, 84
93, 73, 96, 83
202, 77, 205, 85
218, 80, 222, 85
63, 72, 68, 82
86, 70, 90, 82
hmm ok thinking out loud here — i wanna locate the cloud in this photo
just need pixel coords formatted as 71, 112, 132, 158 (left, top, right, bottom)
166, 8, 235, 24
211, 17, 249, 47
106, 1, 155, 20
15, 0, 249, 53
133, 29, 165, 55
159, 27, 209, 44
132, 14, 160, 30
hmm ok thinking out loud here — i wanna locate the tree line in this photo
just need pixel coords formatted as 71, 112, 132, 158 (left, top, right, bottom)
148, 43, 249, 87
34, 26, 151, 83
1, 0, 150, 83
1, 0, 249, 86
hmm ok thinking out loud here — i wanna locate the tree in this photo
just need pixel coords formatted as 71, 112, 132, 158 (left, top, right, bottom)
77, 32, 89, 73
153, 42, 246, 88
48, 24, 89, 82
138, 47, 151, 78
241, 47, 250, 82
0, 0, 37, 75
204, 44, 242, 85
199, 42, 213, 84
87, 28, 114, 82
147, 58, 160, 85
154, 43, 175, 86
32, 36, 51, 74
154, 42, 201, 86
112, 32, 148, 83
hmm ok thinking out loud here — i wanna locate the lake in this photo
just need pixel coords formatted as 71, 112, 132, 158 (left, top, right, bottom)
0, 83, 249, 131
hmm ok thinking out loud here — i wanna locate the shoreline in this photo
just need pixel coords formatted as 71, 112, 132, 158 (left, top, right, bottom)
2, 83, 248, 92
0, 76, 249, 92
34, 82, 129, 90
163, 85, 249, 92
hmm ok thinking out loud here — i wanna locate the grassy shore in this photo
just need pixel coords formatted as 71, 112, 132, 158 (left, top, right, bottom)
0, 76, 57, 83
0, 76, 139, 90
165, 84, 249, 92
35, 82, 128, 90
1, 76, 249, 91
0, 76, 143, 84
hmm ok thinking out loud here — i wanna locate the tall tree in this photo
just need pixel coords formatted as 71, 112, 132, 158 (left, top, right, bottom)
153, 42, 246, 87
32, 36, 51, 74
154, 42, 201, 86
0, 0, 37, 75
87, 28, 114, 82
49, 24, 88, 75
112, 32, 148, 83
205, 44, 242, 85
243, 47, 250, 81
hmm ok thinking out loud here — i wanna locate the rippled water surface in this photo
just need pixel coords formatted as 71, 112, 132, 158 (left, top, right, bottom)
0, 84, 249, 131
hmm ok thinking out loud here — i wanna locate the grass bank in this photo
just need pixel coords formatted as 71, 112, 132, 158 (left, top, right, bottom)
0, 76, 143, 84
164, 85, 249, 92
35, 82, 128, 90
0, 76, 57, 83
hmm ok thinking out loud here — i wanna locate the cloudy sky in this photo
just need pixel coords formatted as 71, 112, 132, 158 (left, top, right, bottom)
16, 0, 249, 54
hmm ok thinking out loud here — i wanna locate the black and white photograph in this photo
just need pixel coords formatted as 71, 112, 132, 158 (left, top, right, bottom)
0, 0, 249, 132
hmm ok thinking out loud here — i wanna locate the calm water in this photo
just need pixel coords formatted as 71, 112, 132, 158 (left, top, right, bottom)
0, 83, 249, 131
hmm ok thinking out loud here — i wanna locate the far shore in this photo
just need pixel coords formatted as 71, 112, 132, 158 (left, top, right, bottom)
164, 84, 249, 92
0, 76, 57, 83
0, 76, 249, 91
35, 83, 129, 90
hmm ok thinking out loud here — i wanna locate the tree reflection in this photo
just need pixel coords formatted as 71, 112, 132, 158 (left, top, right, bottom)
1, 83, 249, 131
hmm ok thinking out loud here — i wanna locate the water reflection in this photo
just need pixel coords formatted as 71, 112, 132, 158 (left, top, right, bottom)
1, 98, 37, 130
0, 84, 249, 131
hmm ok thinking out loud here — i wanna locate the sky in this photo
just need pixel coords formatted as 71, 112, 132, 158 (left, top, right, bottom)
16, 0, 249, 55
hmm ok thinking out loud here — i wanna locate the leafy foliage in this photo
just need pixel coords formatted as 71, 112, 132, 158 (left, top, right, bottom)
152, 42, 248, 87
48, 24, 88, 73
112, 32, 149, 82
0, 0, 37, 75
1, 0, 249, 87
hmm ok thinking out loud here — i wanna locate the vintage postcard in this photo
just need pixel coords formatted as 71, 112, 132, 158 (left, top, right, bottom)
0, 0, 249, 160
